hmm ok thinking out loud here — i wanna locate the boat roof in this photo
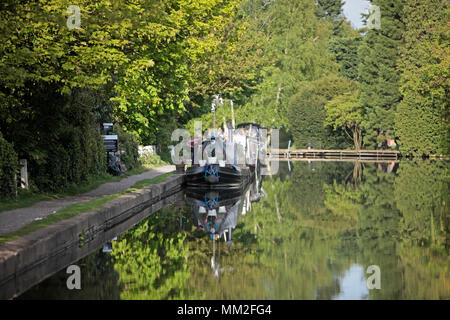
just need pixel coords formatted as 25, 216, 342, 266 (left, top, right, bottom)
236, 122, 260, 129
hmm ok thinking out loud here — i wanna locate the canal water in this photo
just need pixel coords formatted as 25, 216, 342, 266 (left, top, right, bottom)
19, 160, 449, 299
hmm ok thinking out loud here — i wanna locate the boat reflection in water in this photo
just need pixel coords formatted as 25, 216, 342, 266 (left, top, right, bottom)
185, 175, 263, 278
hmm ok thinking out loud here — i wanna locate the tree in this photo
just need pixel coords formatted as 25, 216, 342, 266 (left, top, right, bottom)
0, 132, 18, 198
0, 0, 245, 191
325, 88, 363, 150
240, 0, 338, 128
187, 0, 270, 109
111, 206, 201, 299
288, 75, 356, 148
328, 36, 361, 81
395, 0, 449, 156
315, 0, 346, 36
109, 0, 242, 144
357, 0, 405, 148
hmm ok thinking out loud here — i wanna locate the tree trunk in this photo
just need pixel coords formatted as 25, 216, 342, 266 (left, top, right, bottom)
352, 126, 362, 151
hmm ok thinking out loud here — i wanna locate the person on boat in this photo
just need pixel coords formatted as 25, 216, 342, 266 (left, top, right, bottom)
204, 132, 228, 164
234, 127, 246, 147
232, 128, 247, 165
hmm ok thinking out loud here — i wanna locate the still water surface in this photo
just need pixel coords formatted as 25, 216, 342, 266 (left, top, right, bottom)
20, 160, 449, 299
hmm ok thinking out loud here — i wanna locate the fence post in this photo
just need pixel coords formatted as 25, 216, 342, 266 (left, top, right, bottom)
13, 173, 18, 197
20, 159, 29, 190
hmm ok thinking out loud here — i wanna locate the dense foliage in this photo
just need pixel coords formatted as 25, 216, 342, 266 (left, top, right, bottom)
115, 125, 140, 171
0, 0, 448, 198
357, 0, 405, 148
187, 0, 448, 155
288, 76, 356, 149
0, 132, 18, 198
27, 92, 106, 191
324, 88, 363, 150
0, 0, 242, 194
395, 0, 450, 156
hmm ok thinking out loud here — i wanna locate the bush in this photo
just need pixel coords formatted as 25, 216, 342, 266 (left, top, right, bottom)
139, 152, 167, 168
1, 85, 108, 194
24, 89, 107, 193
154, 116, 178, 163
288, 76, 356, 149
0, 133, 18, 198
115, 125, 140, 170
31, 125, 106, 192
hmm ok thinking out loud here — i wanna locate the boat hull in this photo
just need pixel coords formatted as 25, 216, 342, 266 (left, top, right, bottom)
185, 164, 252, 189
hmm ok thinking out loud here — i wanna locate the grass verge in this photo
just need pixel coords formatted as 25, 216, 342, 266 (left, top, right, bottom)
0, 172, 175, 246
0, 165, 161, 213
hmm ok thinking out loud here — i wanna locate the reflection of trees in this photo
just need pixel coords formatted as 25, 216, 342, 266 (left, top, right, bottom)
110, 206, 201, 300
289, 161, 353, 220
230, 163, 354, 299
356, 165, 403, 299
110, 161, 448, 300
18, 250, 122, 300
395, 160, 448, 247
317, 160, 449, 299
350, 160, 362, 187
397, 244, 449, 299
323, 181, 361, 228
393, 160, 449, 299
111, 160, 448, 299
357, 204, 404, 300
183, 163, 354, 299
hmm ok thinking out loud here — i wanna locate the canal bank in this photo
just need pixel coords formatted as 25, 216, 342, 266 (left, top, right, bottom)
0, 165, 176, 236
0, 173, 185, 299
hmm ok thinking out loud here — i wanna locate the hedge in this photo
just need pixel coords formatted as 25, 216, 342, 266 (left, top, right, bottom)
30, 125, 106, 193
0, 132, 18, 198
115, 125, 140, 170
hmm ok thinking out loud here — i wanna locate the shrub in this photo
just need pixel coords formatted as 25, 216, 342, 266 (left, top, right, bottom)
115, 125, 140, 170
31, 125, 106, 192
139, 151, 167, 168
155, 116, 178, 163
0, 133, 18, 198
2, 86, 107, 194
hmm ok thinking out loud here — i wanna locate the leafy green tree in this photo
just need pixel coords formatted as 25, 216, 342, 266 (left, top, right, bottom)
395, 0, 449, 156
108, 0, 242, 144
0, 0, 245, 191
115, 125, 140, 170
187, 0, 270, 108
328, 36, 361, 80
0, 132, 18, 198
111, 206, 200, 300
357, 0, 405, 148
315, 0, 347, 36
288, 75, 356, 148
315, 0, 344, 18
324, 88, 363, 150
237, 0, 338, 128
0, 1, 132, 190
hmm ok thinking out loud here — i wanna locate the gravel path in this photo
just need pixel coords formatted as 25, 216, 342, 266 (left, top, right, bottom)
0, 165, 175, 236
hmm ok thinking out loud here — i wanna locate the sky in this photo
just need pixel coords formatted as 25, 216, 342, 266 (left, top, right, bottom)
342, 0, 372, 29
